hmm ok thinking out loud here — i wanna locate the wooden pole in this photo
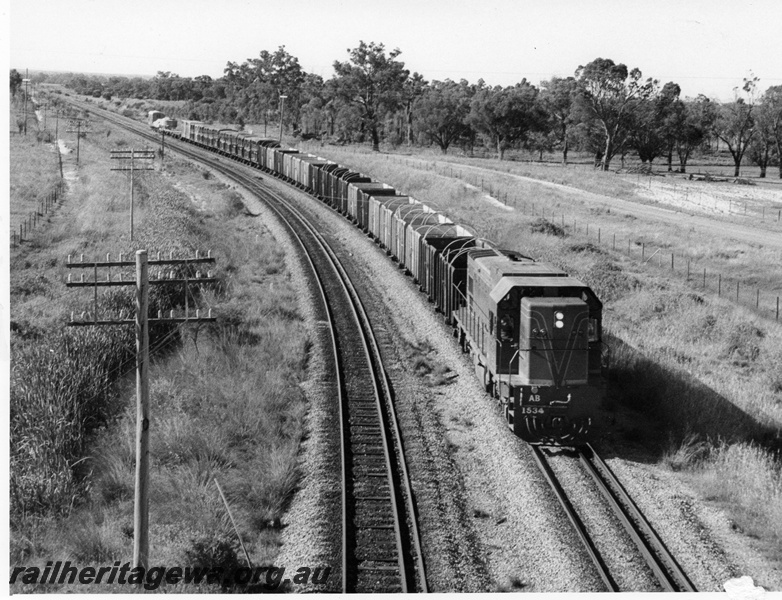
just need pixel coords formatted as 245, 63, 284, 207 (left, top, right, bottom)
130, 149, 135, 241
133, 250, 150, 570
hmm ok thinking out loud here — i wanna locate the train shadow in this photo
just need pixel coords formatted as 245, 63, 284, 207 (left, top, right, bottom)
593, 333, 780, 463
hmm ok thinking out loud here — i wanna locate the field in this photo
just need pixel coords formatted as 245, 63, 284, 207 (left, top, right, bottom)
9, 106, 310, 591
12, 93, 782, 582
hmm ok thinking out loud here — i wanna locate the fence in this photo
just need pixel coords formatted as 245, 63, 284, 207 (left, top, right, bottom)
316, 147, 781, 322
11, 181, 65, 247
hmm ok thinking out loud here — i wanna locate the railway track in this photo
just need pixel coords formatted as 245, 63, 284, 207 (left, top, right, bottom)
74, 102, 427, 592
531, 444, 696, 592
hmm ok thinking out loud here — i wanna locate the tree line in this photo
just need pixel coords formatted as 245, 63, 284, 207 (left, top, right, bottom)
13, 44, 782, 177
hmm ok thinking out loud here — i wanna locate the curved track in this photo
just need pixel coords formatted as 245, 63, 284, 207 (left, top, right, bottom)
532, 445, 696, 593
74, 102, 427, 592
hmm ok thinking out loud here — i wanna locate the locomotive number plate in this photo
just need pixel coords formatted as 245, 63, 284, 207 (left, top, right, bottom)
520, 406, 546, 415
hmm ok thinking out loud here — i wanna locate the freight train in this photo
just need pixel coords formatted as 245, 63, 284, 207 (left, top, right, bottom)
157, 118, 608, 445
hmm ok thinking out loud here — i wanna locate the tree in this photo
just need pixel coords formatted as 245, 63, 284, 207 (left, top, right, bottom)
539, 76, 578, 164
759, 85, 782, 178
714, 77, 758, 177
468, 80, 544, 160
574, 58, 657, 170
413, 79, 472, 154
656, 82, 685, 171
674, 95, 717, 173
748, 87, 782, 178
332, 41, 409, 151
10, 69, 23, 97
402, 72, 427, 145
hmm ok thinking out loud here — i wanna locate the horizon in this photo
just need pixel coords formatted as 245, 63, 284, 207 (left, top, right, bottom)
9, 0, 782, 103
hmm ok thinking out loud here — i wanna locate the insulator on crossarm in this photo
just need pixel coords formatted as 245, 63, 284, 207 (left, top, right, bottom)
196, 309, 200, 318
80, 273, 84, 283
170, 250, 174, 260
68, 273, 72, 283
81, 311, 86, 320
67, 254, 72, 264
208, 308, 212, 318
157, 251, 161, 261
70, 311, 74, 322
106, 252, 110, 262
170, 310, 174, 319
196, 271, 201, 279
80, 253, 84, 263
207, 249, 212, 258
169, 270, 175, 279
207, 270, 212, 278
195, 249, 200, 259
119, 252, 123, 263
158, 310, 162, 318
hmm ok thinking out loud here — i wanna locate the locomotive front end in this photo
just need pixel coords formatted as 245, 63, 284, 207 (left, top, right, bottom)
509, 294, 605, 445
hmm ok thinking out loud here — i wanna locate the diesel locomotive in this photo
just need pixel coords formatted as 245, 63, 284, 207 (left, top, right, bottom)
157, 118, 608, 445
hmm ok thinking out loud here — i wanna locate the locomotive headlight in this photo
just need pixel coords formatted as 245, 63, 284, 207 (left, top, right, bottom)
554, 311, 564, 328
555, 312, 564, 320
555, 320, 564, 328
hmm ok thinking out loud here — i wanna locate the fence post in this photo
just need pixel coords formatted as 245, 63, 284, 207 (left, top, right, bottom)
718, 274, 721, 296
671, 253, 674, 270
756, 289, 760, 308
687, 260, 690, 280
777, 297, 780, 321
703, 268, 706, 289
642, 243, 645, 261
736, 281, 740, 302
613, 233, 616, 251
598, 228, 601, 244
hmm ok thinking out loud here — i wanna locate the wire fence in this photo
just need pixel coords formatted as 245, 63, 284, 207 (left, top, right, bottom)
10, 181, 65, 248
327, 149, 782, 322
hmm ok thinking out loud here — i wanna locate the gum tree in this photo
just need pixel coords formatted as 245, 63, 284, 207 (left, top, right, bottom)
332, 41, 409, 151
468, 80, 545, 160
714, 77, 758, 177
413, 79, 472, 154
574, 58, 657, 171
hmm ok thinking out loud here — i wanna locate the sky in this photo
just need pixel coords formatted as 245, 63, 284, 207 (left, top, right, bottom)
6, 0, 782, 101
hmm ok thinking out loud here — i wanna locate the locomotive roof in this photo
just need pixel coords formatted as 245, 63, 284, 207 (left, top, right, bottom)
489, 276, 589, 303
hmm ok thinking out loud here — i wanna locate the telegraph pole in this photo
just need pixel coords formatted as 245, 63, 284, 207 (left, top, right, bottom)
65, 117, 90, 165
66, 249, 217, 570
279, 95, 287, 142
22, 73, 30, 135
110, 149, 155, 240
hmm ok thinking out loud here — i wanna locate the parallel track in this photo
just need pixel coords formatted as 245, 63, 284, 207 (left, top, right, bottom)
532, 445, 696, 593
74, 102, 427, 592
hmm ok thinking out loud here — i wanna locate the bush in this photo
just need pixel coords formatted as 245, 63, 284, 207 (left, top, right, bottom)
529, 218, 566, 237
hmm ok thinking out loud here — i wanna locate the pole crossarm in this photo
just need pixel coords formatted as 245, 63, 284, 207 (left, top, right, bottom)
67, 252, 214, 268
63, 249, 218, 570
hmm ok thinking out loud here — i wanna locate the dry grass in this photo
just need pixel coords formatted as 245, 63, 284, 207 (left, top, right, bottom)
10, 115, 309, 591
292, 142, 782, 555
302, 143, 782, 318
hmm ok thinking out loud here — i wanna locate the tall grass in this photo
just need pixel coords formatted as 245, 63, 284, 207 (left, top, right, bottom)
696, 443, 782, 549
10, 118, 310, 591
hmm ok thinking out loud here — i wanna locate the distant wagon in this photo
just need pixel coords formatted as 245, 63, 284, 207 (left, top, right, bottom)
147, 110, 165, 126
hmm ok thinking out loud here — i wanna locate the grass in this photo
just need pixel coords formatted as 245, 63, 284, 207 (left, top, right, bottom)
290, 141, 782, 558
300, 142, 782, 319
10, 107, 310, 592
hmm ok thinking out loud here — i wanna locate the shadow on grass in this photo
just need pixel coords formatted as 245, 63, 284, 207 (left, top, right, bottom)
598, 333, 779, 461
